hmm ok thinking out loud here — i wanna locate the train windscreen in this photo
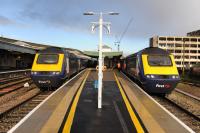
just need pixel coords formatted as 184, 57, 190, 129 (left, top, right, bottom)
147, 55, 172, 66
37, 54, 59, 64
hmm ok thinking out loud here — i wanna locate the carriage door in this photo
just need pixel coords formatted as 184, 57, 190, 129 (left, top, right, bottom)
136, 56, 139, 77
78, 59, 81, 71
66, 57, 69, 74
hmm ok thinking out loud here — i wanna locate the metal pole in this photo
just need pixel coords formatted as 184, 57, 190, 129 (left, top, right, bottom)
98, 12, 103, 109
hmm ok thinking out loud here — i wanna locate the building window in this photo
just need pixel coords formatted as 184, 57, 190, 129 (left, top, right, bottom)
175, 38, 182, 41
175, 56, 181, 59
184, 50, 189, 53
167, 38, 174, 41
183, 38, 189, 41
190, 56, 197, 59
184, 44, 190, 47
159, 37, 166, 41
159, 43, 166, 47
191, 44, 197, 48
167, 44, 174, 47
175, 44, 182, 47
175, 50, 181, 53
191, 38, 197, 42
190, 50, 197, 53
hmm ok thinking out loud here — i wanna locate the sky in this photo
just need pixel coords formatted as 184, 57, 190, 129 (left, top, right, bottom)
0, 0, 200, 56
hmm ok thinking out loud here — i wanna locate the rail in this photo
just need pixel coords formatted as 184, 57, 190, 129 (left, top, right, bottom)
175, 88, 200, 101
0, 69, 31, 75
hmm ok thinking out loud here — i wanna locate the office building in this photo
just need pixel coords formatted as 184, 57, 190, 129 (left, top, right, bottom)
150, 36, 200, 69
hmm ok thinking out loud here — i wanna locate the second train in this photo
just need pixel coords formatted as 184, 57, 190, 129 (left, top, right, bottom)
121, 47, 180, 94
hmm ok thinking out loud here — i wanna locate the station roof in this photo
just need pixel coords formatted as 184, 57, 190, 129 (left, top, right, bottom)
0, 36, 87, 57
84, 51, 123, 58
0, 36, 49, 54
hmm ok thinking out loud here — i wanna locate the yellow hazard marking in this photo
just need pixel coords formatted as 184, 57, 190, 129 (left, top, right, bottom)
114, 72, 145, 133
62, 71, 90, 133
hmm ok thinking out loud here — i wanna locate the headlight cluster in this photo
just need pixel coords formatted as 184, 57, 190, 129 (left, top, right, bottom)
172, 75, 179, 79
31, 71, 60, 75
52, 72, 60, 75
31, 71, 38, 75
146, 74, 155, 79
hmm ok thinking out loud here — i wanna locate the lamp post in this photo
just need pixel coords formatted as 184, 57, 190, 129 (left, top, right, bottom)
84, 12, 119, 109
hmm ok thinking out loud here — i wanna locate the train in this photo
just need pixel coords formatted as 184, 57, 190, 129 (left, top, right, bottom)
121, 47, 180, 94
189, 63, 200, 77
31, 47, 91, 90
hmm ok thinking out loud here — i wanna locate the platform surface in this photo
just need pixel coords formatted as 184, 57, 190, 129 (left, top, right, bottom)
9, 69, 194, 133
68, 70, 141, 133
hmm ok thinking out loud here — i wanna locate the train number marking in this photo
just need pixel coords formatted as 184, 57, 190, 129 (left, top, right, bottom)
156, 84, 171, 88
38, 80, 51, 84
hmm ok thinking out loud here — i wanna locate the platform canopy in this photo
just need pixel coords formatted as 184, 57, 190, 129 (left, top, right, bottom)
83, 51, 123, 58
0, 37, 49, 54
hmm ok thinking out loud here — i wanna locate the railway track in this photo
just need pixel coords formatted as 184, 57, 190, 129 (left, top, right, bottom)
0, 90, 53, 133
0, 75, 28, 85
175, 88, 200, 102
0, 78, 33, 96
0, 69, 30, 81
167, 89, 200, 120
181, 80, 200, 88
153, 96, 200, 132
0, 78, 31, 89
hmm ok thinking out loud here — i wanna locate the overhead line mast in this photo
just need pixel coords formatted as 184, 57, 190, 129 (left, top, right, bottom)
115, 18, 133, 51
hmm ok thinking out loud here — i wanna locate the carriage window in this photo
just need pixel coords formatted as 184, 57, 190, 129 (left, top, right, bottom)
147, 55, 172, 66
37, 54, 59, 64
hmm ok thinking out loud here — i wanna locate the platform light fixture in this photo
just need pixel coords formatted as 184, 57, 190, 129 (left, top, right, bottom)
84, 11, 119, 109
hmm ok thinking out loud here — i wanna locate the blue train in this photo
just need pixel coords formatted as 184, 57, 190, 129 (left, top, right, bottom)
122, 47, 180, 94
31, 47, 91, 90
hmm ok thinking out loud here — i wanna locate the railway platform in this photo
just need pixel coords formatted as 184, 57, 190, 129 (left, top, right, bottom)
8, 69, 194, 133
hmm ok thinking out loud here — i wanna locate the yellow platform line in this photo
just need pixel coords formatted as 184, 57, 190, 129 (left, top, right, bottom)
114, 72, 145, 133
62, 71, 90, 133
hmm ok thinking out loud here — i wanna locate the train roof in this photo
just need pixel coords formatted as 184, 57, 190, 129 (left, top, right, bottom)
38, 47, 65, 54
126, 47, 170, 58
140, 47, 170, 55
37, 47, 92, 60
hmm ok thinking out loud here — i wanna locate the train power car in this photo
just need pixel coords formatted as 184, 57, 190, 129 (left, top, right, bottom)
31, 47, 86, 89
122, 47, 180, 94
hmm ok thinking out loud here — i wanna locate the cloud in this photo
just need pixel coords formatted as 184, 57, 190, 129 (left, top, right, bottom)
0, 15, 15, 25
1, 0, 200, 39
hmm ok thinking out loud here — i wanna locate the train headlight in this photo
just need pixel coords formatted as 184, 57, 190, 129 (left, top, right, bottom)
150, 75, 155, 78
146, 74, 155, 79
31, 72, 38, 75
52, 72, 60, 75
172, 75, 179, 79
55, 72, 60, 75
